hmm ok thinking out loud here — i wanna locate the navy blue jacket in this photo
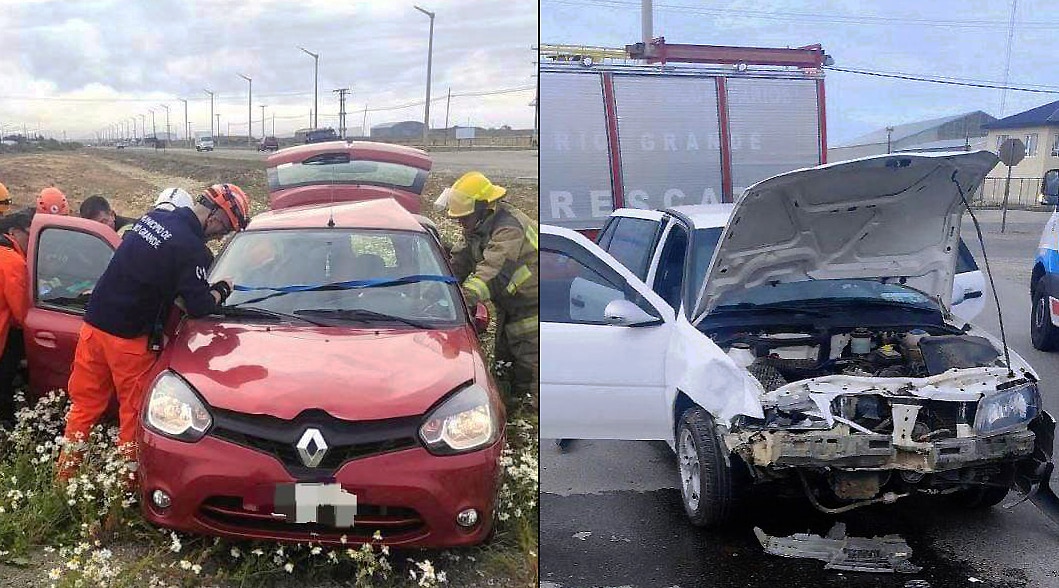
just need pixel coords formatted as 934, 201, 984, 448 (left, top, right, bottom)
86, 207, 217, 338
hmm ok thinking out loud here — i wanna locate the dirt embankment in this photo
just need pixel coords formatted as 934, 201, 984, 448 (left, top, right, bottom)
0, 150, 538, 224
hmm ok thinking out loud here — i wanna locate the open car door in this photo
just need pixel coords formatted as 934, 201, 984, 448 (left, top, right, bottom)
24, 216, 120, 398
540, 225, 675, 440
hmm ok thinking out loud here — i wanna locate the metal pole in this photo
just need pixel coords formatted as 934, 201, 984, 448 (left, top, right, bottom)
150, 109, 156, 140
415, 6, 435, 147
886, 126, 894, 154
1002, 163, 1013, 233
642, 0, 652, 46
160, 104, 170, 147
178, 98, 188, 146
445, 88, 451, 146
260, 104, 267, 138
204, 89, 214, 138
216, 114, 221, 144
299, 47, 319, 129
363, 104, 368, 137
239, 74, 252, 146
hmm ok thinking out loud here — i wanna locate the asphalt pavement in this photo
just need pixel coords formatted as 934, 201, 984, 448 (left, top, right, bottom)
541, 209, 1059, 588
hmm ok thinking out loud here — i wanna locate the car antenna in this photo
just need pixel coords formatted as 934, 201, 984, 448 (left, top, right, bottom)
952, 168, 1013, 377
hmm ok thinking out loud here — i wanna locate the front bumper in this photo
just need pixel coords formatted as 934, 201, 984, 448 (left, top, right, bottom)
137, 428, 503, 547
731, 426, 1037, 472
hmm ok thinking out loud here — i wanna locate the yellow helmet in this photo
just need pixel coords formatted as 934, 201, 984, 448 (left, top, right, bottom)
435, 171, 507, 218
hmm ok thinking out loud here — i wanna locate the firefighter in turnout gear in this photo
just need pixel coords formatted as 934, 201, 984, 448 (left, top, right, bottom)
438, 172, 538, 407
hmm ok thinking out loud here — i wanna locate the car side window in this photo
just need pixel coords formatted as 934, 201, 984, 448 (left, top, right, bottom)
956, 239, 979, 274
599, 217, 660, 281
652, 224, 688, 310
596, 217, 618, 250
540, 235, 659, 325
36, 228, 114, 314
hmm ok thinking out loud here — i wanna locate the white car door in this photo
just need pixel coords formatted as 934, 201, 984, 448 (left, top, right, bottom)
951, 239, 985, 322
540, 225, 675, 440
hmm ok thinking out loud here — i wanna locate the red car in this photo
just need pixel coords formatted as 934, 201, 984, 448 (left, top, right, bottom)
22, 180, 504, 549
266, 141, 430, 214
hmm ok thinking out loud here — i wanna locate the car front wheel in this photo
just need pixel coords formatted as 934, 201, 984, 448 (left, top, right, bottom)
676, 406, 744, 527
1032, 287, 1059, 351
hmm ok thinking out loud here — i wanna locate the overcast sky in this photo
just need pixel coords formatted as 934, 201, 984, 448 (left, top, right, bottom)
0, 0, 538, 140
542, 0, 1059, 144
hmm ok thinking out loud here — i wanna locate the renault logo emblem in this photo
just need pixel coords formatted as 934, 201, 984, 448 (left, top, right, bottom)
296, 428, 328, 468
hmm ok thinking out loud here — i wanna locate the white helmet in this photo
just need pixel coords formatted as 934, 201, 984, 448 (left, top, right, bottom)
154, 187, 194, 211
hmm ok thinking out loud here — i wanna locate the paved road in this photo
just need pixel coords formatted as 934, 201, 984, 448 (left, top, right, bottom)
124, 146, 539, 179
541, 209, 1059, 588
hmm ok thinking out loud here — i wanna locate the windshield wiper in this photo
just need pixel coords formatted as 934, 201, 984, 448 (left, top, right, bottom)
802, 297, 939, 313
294, 308, 433, 329
216, 305, 331, 327
712, 302, 830, 317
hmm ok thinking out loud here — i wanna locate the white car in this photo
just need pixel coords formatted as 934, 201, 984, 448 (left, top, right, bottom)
541, 151, 1059, 527
594, 205, 986, 325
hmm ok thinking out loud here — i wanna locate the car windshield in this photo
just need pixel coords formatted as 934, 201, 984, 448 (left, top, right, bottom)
685, 227, 723, 314
713, 278, 940, 311
267, 155, 426, 193
210, 229, 462, 327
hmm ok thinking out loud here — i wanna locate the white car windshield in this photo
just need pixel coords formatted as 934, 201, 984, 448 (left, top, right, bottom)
210, 229, 462, 326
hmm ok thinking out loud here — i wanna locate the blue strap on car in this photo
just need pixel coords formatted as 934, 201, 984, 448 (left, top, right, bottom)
233, 274, 457, 293
232, 274, 457, 306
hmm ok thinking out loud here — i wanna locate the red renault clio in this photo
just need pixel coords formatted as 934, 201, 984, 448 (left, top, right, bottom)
20, 147, 505, 547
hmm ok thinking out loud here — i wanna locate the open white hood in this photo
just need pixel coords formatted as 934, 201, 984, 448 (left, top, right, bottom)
692, 150, 1000, 324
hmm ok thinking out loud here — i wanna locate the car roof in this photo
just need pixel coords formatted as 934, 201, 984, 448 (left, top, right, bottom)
248, 197, 426, 233
611, 204, 734, 229
666, 204, 735, 229
266, 140, 433, 171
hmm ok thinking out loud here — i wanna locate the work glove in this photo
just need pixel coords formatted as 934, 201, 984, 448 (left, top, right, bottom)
209, 279, 233, 304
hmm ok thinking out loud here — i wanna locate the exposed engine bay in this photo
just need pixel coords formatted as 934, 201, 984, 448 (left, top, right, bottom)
705, 324, 1054, 513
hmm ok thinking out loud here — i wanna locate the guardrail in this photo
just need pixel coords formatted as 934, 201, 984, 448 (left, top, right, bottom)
971, 177, 1050, 211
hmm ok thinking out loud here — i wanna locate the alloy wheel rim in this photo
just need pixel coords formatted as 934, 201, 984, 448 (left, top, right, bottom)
678, 428, 701, 511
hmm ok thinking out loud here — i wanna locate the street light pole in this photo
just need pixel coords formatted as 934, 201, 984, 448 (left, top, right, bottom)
159, 104, 170, 147
178, 98, 188, 147
260, 104, 267, 138
238, 73, 252, 146
203, 89, 215, 138
139, 114, 146, 143
414, 5, 435, 147
150, 109, 156, 141
298, 46, 319, 129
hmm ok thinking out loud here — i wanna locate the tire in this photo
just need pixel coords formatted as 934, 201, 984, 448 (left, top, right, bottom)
1031, 286, 1059, 351
948, 485, 1009, 509
676, 407, 744, 527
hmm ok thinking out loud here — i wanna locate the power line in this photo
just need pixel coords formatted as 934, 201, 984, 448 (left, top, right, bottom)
825, 66, 1059, 94
544, 0, 1059, 30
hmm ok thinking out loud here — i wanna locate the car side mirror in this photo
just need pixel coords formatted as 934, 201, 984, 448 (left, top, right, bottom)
603, 299, 660, 327
1041, 169, 1059, 206
473, 302, 490, 334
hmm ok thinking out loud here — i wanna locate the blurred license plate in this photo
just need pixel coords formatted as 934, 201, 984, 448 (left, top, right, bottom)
273, 483, 357, 527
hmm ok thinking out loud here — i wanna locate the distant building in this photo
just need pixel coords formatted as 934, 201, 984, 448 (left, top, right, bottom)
983, 99, 1059, 180
370, 121, 425, 139
829, 111, 995, 162
980, 99, 1059, 205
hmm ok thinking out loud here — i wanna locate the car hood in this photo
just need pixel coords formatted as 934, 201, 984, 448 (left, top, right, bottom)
165, 320, 477, 420
692, 150, 1000, 323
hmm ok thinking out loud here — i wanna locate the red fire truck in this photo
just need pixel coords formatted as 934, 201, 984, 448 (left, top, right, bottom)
540, 39, 832, 232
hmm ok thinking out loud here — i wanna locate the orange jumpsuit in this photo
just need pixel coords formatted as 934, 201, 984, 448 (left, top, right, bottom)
0, 237, 28, 422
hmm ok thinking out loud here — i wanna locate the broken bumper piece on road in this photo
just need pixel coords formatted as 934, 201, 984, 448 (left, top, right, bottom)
754, 522, 921, 574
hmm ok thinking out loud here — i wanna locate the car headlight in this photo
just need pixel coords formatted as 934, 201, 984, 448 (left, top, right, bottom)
419, 383, 500, 455
974, 382, 1041, 436
143, 371, 213, 442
